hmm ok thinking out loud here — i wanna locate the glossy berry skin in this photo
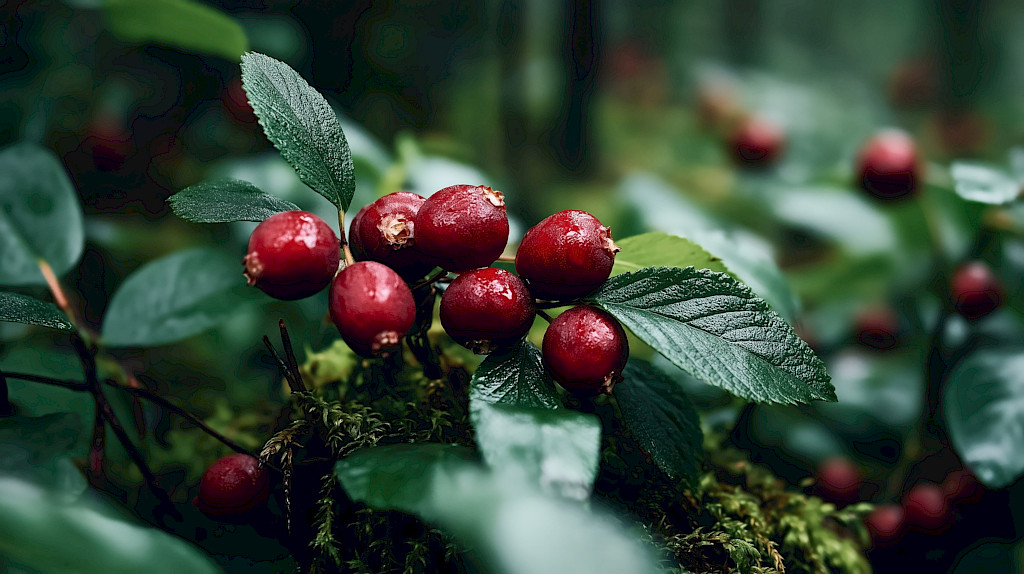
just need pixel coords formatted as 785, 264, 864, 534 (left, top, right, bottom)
413, 184, 509, 272
728, 116, 785, 166
815, 456, 862, 504
903, 482, 952, 533
243, 211, 340, 300
542, 306, 629, 395
329, 261, 416, 357
349, 192, 434, 279
440, 268, 535, 354
951, 261, 1002, 321
865, 504, 905, 548
515, 210, 620, 300
196, 453, 269, 517
856, 130, 920, 201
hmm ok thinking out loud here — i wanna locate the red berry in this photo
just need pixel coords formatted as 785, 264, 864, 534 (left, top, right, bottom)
903, 482, 952, 532
439, 268, 535, 354
854, 305, 900, 350
515, 210, 620, 300
328, 261, 416, 357
413, 184, 509, 272
943, 468, 984, 505
728, 116, 785, 166
856, 130, 921, 201
349, 192, 434, 279
224, 76, 256, 123
243, 211, 340, 300
816, 456, 862, 504
542, 306, 629, 395
951, 261, 1002, 321
865, 504, 905, 548
196, 453, 269, 516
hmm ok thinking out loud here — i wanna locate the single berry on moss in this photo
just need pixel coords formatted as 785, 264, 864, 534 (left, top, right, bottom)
329, 261, 416, 357
196, 453, 269, 517
515, 210, 620, 300
728, 116, 785, 166
439, 267, 535, 354
349, 191, 435, 279
413, 184, 509, 272
243, 210, 340, 300
542, 305, 629, 395
951, 260, 1002, 321
856, 130, 921, 201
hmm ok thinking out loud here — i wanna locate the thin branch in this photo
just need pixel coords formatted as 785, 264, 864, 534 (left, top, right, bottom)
88, 401, 105, 479
1, 371, 90, 391
535, 299, 578, 310
536, 309, 555, 324
264, 335, 305, 394
278, 320, 306, 392
410, 267, 449, 291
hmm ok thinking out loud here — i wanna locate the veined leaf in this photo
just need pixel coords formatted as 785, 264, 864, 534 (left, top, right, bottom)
168, 179, 300, 223
612, 232, 728, 276
589, 266, 834, 404
241, 52, 355, 210
469, 338, 560, 409
615, 359, 703, 486
0, 292, 73, 332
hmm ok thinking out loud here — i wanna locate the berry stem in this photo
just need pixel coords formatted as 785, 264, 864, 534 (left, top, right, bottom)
497, 254, 516, 263
410, 267, 449, 291
536, 309, 554, 323
337, 209, 356, 267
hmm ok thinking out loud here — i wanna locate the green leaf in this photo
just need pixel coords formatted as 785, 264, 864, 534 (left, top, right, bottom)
0, 476, 219, 574
950, 162, 1021, 204
945, 348, 1024, 488
0, 143, 84, 286
335, 444, 661, 574
101, 247, 248, 347
612, 232, 728, 276
950, 540, 1024, 574
766, 185, 896, 255
168, 179, 301, 223
469, 338, 560, 409
615, 359, 703, 486
0, 413, 87, 497
589, 267, 834, 404
0, 292, 73, 332
470, 401, 601, 500
240, 52, 355, 210
104, 0, 248, 60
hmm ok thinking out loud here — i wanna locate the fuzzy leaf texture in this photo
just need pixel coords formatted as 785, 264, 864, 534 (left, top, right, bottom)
0, 143, 83, 286
0, 292, 73, 332
335, 444, 660, 574
101, 247, 249, 347
589, 266, 834, 404
612, 232, 729, 276
240, 52, 355, 210
615, 359, 703, 487
168, 179, 301, 223
470, 338, 561, 409
945, 348, 1024, 488
105, 0, 248, 60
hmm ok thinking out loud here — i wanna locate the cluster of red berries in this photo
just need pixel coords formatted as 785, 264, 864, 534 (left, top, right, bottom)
241, 184, 630, 396
814, 457, 984, 548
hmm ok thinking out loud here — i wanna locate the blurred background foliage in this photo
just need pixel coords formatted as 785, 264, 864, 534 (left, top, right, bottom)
3, 0, 1024, 571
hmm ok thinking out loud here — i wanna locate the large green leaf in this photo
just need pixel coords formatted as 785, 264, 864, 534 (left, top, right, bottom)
240, 52, 355, 210
949, 162, 1021, 205
0, 292, 73, 332
469, 338, 560, 409
470, 401, 601, 500
945, 348, 1024, 488
612, 232, 728, 276
589, 267, 834, 404
0, 476, 219, 574
335, 444, 660, 574
0, 413, 87, 497
0, 143, 84, 286
101, 247, 248, 347
168, 179, 300, 223
615, 359, 703, 486
104, 0, 248, 60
